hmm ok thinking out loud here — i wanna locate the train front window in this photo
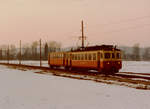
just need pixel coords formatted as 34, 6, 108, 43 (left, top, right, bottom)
112, 53, 115, 58
116, 53, 121, 59
104, 53, 110, 59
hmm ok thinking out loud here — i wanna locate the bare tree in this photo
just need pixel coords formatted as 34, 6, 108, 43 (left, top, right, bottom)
9, 44, 16, 59
132, 43, 140, 61
48, 41, 61, 52
143, 47, 150, 61
22, 44, 31, 60
44, 43, 48, 60
31, 41, 38, 60
0, 45, 8, 60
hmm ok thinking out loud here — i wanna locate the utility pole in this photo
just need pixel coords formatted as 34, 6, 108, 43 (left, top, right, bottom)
81, 20, 84, 48
19, 40, 21, 65
79, 20, 86, 49
40, 39, 42, 67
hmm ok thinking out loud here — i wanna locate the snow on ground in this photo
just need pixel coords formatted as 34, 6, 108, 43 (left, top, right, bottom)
0, 60, 49, 67
0, 65, 150, 109
120, 61, 150, 73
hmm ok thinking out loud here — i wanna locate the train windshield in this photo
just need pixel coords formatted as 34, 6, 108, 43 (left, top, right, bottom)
104, 53, 110, 59
112, 53, 115, 58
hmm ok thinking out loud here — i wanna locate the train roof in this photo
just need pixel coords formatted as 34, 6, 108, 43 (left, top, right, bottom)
71, 45, 121, 52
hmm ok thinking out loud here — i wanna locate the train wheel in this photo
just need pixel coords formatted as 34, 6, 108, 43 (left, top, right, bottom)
65, 66, 69, 70
111, 67, 118, 74
50, 65, 54, 69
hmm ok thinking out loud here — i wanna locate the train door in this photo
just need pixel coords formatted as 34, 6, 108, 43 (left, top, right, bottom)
64, 53, 68, 67
68, 53, 70, 66
97, 52, 100, 70
63, 53, 65, 66
69, 53, 72, 67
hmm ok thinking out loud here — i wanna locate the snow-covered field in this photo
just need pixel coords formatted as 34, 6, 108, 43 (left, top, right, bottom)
0, 60, 49, 67
0, 65, 150, 109
120, 61, 150, 73
0, 60, 150, 73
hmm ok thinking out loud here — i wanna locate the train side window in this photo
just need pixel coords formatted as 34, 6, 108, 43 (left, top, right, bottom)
88, 54, 92, 60
56, 54, 57, 58
81, 54, 84, 60
78, 54, 80, 60
112, 53, 115, 58
83, 54, 85, 60
85, 54, 87, 60
74, 54, 76, 60
79, 54, 81, 60
93, 53, 96, 60
72, 54, 74, 60
116, 53, 121, 59
105, 53, 110, 59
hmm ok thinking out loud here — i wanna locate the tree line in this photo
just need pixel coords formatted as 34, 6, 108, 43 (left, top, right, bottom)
0, 41, 61, 60
0, 41, 150, 61
121, 43, 150, 61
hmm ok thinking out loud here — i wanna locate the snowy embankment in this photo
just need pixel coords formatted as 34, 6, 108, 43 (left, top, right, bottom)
0, 65, 150, 109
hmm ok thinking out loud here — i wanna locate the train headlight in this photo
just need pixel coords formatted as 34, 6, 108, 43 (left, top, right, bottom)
107, 62, 110, 64
118, 62, 120, 64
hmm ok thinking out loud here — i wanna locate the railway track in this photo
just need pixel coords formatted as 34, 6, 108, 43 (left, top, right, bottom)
0, 63, 150, 90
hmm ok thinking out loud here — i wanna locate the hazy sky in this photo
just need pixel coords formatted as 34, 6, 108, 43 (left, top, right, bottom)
0, 0, 150, 47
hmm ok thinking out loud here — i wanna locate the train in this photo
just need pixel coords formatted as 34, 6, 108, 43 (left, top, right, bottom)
48, 45, 122, 74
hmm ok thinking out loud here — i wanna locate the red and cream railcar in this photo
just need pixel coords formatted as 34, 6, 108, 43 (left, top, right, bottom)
48, 52, 64, 68
48, 45, 122, 74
